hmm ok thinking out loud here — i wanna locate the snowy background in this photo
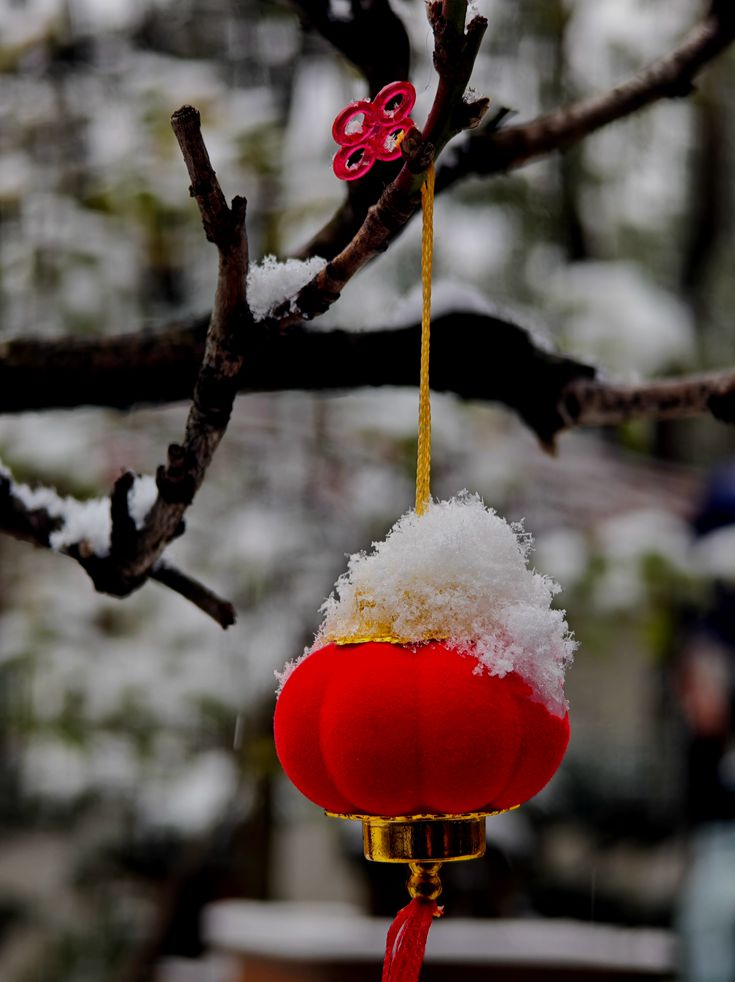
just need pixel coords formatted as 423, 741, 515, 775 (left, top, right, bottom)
1, 0, 735, 978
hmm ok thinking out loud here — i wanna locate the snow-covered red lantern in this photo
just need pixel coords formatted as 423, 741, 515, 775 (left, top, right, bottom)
273, 78, 574, 981
275, 495, 573, 877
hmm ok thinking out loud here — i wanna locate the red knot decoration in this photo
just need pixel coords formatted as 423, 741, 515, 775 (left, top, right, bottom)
332, 80, 416, 181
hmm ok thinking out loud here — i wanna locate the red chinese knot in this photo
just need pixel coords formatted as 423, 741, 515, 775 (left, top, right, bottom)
332, 81, 416, 181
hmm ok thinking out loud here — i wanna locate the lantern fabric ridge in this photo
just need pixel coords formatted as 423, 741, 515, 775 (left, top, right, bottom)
274, 639, 570, 818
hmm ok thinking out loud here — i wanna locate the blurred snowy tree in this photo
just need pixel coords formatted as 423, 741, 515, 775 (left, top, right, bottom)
1, 0, 735, 979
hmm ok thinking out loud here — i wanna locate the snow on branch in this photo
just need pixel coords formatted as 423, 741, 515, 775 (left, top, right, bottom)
0, 467, 236, 627
279, 0, 488, 323
0, 106, 251, 628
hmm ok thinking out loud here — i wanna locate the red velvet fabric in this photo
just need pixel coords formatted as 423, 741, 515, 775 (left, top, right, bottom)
274, 641, 569, 816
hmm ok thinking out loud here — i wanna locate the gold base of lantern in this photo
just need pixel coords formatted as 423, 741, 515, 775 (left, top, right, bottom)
326, 808, 518, 863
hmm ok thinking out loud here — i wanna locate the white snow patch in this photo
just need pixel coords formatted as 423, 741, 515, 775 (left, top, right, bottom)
11, 479, 112, 555
286, 493, 574, 714
127, 474, 157, 528
247, 255, 327, 321
547, 261, 694, 377
48, 496, 112, 554
6, 465, 158, 556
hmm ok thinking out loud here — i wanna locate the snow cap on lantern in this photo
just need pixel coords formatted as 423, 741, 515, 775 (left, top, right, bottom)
275, 492, 574, 819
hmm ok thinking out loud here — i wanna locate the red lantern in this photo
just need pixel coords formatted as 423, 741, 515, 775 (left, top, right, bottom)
275, 640, 569, 818
272, 492, 575, 982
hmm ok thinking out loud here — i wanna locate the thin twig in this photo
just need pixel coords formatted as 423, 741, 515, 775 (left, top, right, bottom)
559, 370, 735, 431
0, 107, 251, 627
151, 563, 236, 629
281, 1, 488, 323
437, 6, 735, 190
114, 106, 250, 586
301, 4, 735, 259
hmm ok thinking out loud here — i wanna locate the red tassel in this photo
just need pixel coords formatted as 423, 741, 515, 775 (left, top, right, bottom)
381, 897, 442, 982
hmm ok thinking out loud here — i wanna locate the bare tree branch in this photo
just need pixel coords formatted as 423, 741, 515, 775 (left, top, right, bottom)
284, 0, 488, 322
0, 470, 236, 629
290, 0, 410, 95
0, 106, 251, 627
436, 4, 735, 190
150, 563, 236, 628
129, 106, 250, 575
92, 105, 250, 611
289, 0, 412, 260
560, 370, 735, 431
301, 3, 735, 260
4, 309, 735, 443
0, 311, 592, 439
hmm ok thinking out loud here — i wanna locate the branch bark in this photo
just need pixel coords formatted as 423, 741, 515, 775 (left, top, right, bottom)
290, 0, 410, 95
560, 370, 735, 431
284, 0, 488, 323
436, 5, 735, 190
301, 3, 735, 260
3, 310, 735, 443
0, 310, 590, 440
0, 106, 249, 628
290, 0, 412, 260
0, 471, 236, 628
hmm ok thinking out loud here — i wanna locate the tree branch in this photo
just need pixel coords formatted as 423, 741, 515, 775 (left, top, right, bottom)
436, 5, 735, 190
95, 105, 250, 607
0, 106, 251, 627
5, 307, 735, 442
290, 0, 410, 95
0, 470, 236, 629
560, 369, 735, 430
0, 311, 589, 437
284, 0, 488, 322
150, 563, 236, 628
301, 3, 735, 260
290, 0, 412, 260
128, 106, 250, 576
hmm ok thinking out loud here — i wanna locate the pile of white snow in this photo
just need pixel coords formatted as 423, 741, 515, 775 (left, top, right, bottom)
4, 464, 157, 556
247, 255, 327, 321
285, 493, 575, 715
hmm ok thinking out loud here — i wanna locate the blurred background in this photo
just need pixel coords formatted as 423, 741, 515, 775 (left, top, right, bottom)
1, 0, 735, 979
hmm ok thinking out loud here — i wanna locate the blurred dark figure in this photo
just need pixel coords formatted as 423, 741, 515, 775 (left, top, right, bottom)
677, 463, 735, 982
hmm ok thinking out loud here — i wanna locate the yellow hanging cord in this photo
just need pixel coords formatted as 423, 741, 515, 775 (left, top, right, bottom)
415, 163, 435, 516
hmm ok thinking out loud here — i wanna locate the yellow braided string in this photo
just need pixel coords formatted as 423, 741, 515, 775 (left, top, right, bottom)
416, 163, 435, 516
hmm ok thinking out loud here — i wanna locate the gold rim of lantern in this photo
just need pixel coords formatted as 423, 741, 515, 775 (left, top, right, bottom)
326, 593, 451, 647
326, 807, 519, 863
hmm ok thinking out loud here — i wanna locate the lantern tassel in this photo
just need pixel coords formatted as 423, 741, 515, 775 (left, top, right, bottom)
381, 897, 442, 982
382, 862, 444, 982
